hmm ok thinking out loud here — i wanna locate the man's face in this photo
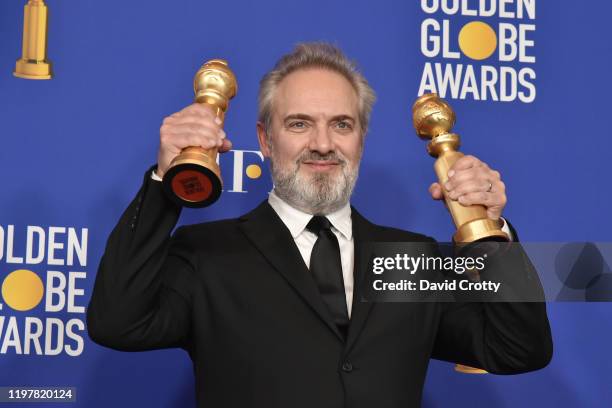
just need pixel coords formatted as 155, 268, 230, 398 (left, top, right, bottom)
257, 68, 364, 215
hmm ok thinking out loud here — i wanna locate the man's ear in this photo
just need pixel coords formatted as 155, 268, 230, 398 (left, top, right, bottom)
256, 122, 271, 158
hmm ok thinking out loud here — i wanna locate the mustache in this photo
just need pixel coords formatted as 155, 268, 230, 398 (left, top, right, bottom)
297, 150, 346, 164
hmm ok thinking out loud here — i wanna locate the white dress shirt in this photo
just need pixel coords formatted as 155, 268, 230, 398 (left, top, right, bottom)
267, 190, 356, 318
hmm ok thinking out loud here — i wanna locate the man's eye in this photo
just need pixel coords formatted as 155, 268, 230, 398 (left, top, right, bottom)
336, 121, 352, 130
289, 121, 306, 128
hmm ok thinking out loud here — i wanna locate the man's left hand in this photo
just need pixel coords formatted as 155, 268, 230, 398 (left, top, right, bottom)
429, 155, 507, 220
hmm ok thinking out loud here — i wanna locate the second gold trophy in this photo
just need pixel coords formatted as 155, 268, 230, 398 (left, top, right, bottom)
162, 59, 238, 208
412, 93, 509, 375
412, 93, 508, 243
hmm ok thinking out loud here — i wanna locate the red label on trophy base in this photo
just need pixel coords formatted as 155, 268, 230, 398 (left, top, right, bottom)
171, 169, 213, 203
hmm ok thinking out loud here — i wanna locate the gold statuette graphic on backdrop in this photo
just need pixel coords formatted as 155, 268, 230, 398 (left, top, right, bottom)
162, 59, 238, 208
14, 0, 52, 80
412, 93, 509, 243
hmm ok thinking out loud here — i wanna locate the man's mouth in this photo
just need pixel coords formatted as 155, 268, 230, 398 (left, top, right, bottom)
301, 160, 341, 170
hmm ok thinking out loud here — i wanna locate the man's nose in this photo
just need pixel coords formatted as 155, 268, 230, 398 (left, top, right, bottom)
308, 125, 334, 155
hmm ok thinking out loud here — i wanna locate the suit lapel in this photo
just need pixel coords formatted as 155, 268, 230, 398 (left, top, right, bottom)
239, 201, 345, 342
345, 208, 376, 352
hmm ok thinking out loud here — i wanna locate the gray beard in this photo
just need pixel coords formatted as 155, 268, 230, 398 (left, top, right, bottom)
270, 151, 359, 215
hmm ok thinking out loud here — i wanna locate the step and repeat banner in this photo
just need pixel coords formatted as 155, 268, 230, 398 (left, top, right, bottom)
1, 1, 610, 407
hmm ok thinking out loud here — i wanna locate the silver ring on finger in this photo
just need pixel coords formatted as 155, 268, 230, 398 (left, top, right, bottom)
486, 181, 493, 192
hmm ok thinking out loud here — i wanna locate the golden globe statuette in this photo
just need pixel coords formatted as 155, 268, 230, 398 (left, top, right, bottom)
412, 93, 509, 374
412, 93, 509, 243
162, 59, 238, 208
14, 0, 52, 80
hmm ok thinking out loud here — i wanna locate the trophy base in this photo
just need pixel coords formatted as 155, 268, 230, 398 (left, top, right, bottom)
454, 218, 509, 243
14, 59, 52, 80
453, 219, 506, 376
455, 364, 487, 374
162, 148, 222, 208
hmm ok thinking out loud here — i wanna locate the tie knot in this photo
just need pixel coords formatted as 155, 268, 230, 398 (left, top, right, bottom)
306, 216, 332, 234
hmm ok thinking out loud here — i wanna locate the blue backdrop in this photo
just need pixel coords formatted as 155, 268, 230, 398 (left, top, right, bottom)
1, 0, 610, 407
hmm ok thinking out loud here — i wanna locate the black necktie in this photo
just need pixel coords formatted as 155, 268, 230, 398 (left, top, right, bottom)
306, 216, 349, 336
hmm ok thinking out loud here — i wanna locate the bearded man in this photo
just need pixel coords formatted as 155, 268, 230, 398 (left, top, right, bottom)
87, 43, 552, 408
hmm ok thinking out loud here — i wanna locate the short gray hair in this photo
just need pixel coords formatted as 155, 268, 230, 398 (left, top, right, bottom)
258, 42, 376, 136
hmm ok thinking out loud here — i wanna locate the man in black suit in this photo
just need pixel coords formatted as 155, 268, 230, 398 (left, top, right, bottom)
87, 43, 552, 408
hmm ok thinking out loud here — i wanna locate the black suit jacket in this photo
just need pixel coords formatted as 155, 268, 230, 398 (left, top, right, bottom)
87, 171, 553, 408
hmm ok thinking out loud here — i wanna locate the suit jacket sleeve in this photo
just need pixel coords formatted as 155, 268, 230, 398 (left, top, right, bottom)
87, 168, 196, 352
430, 222, 553, 374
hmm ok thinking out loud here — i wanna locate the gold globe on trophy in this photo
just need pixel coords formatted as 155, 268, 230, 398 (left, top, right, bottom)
412, 93, 509, 375
162, 59, 238, 207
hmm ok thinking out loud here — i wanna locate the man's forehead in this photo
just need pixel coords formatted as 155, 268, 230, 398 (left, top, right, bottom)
272, 68, 359, 118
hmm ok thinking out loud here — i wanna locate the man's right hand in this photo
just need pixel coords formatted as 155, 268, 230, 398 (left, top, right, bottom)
156, 103, 232, 178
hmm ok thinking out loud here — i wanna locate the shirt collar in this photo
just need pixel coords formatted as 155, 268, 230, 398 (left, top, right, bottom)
268, 190, 352, 240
